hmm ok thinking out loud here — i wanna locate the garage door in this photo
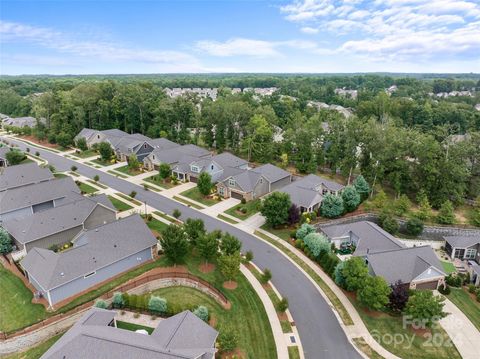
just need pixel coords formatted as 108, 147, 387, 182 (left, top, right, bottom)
190, 176, 198, 183
415, 281, 438, 290
231, 191, 244, 200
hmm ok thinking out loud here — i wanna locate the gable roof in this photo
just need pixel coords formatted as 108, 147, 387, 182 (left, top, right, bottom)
251, 163, 290, 183
3, 195, 115, 245
211, 152, 247, 169
320, 221, 405, 256
226, 170, 262, 193
114, 134, 151, 154
444, 236, 480, 249
41, 308, 217, 359
367, 245, 445, 285
0, 162, 54, 191
0, 177, 81, 215
148, 145, 210, 166
74, 128, 98, 141
100, 129, 129, 138
21, 214, 156, 290
148, 138, 180, 150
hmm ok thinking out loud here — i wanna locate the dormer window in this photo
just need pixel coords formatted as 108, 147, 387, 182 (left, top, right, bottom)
229, 178, 235, 186
192, 166, 199, 173
152, 155, 155, 160
260, 178, 263, 184
144, 144, 147, 148
211, 165, 214, 170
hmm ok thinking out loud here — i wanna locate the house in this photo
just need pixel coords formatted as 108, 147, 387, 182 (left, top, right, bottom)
0, 177, 81, 221
2, 116, 40, 128
278, 174, 345, 213
216, 163, 292, 201
444, 236, 480, 264
469, 262, 480, 286
111, 133, 153, 162
366, 246, 446, 290
143, 144, 210, 173
21, 215, 157, 307
40, 308, 218, 359
2, 194, 116, 255
74, 128, 129, 149
0, 162, 54, 191
187, 152, 249, 183
319, 221, 404, 256
0, 147, 10, 167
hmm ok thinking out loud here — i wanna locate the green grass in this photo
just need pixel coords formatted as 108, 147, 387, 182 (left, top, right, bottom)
447, 287, 480, 331
107, 195, 133, 212
143, 183, 161, 192
115, 165, 142, 176
173, 195, 204, 209
116, 192, 142, 206
144, 175, 178, 189
116, 320, 154, 334
352, 337, 385, 359
107, 169, 128, 178
87, 179, 107, 189
260, 224, 293, 241
0, 266, 47, 333
91, 158, 113, 167
145, 218, 169, 235
4, 332, 64, 359
180, 187, 220, 207
53, 173, 68, 179
153, 211, 178, 223
441, 261, 456, 274
224, 199, 261, 220
217, 214, 239, 224
76, 181, 98, 194
75, 149, 97, 158
68, 171, 80, 177
288, 346, 301, 359
254, 230, 353, 326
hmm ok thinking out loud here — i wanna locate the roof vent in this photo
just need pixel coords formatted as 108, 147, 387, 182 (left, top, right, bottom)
95, 229, 98, 232
114, 244, 117, 248
60, 272, 64, 276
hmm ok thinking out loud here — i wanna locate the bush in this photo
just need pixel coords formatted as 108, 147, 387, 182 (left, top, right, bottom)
218, 326, 238, 352
288, 204, 300, 225
303, 232, 330, 257
76, 137, 88, 151
379, 212, 399, 234
342, 186, 361, 212
148, 296, 167, 315
334, 262, 346, 288
261, 192, 291, 228
438, 285, 451, 295
342, 257, 369, 292
0, 228, 13, 254
129, 190, 137, 198
71, 165, 77, 172
437, 200, 456, 224
296, 223, 316, 240
26, 147, 30, 152
445, 274, 463, 287
197, 172, 213, 196
5, 150, 26, 165
94, 299, 108, 309
358, 276, 391, 311
241, 198, 246, 204
320, 194, 344, 218
193, 305, 209, 322
261, 269, 272, 284
245, 250, 254, 262
93, 175, 100, 182
353, 175, 370, 200
468, 284, 476, 293
112, 292, 125, 309
172, 209, 181, 219
404, 291, 446, 328
277, 298, 289, 312
35, 151, 40, 156
405, 217, 424, 236
394, 194, 411, 216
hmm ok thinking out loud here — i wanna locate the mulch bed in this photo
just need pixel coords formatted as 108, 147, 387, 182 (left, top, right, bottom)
220, 348, 245, 359
223, 281, 238, 290
19, 135, 61, 149
199, 263, 215, 273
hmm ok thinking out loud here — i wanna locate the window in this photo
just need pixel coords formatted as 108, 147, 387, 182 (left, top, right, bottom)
229, 178, 235, 186
144, 144, 147, 148
465, 248, 477, 259
97, 135, 100, 139
260, 178, 263, 184
152, 155, 155, 160
219, 187, 224, 195
211, 165, 214, 170
84, 271, 96, 278
191, 166, 199, 173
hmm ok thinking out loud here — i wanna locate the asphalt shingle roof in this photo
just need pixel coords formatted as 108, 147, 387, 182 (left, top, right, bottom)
0, 162, 54, 191
251, 163, 291, 183
444, 236, 480, 249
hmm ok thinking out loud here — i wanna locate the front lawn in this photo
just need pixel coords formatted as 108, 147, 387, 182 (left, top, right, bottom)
4, 332, 64, 359
224, 199, 261, 220
447, 287, 480, 331
115, 165, 142, 176
145, 218, 169, 236
115, 192, 142, 206
0, 266, 47, 333
76, 181, 98, 194
217, 214, 239, 224
53, 173, 68, 179
75, 149, 97, 159
144, 175, 178, 189
116, 320, 154, 334
107, 195, 133, 212
260, 224, 293, 241
441, 261, 456, 274
180, 187, 220, 207
91, 158, 113, 167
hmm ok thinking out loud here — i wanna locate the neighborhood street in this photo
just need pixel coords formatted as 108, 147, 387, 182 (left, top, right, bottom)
5, 136, 362, 359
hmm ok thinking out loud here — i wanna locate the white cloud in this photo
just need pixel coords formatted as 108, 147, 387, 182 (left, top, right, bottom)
301, 26, 319, 34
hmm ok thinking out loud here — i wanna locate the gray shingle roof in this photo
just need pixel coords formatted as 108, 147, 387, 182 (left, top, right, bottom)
320, 221, 405, 256
101, 129, 129, 138
3, 195, 115, 245
0, 162, 54, 191
74, 128, 97, 141
149, 145, 210, 166
0, 177, 80, 215
41, 308, 218, 359
211, 152, 247, 169
251, 163, 290, 183
367, 245, 445, 285
227, 170, 261, 193
444, 236, 480, 249
148, 138, 180, 150
21, 214, 156, 290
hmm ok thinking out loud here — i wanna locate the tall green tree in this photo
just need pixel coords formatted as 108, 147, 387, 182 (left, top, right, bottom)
342, 257, 369, 292
341, 186, 361, 212
197, 172, 212, 196
197, 232, 219, 265
357, 276, 391, 311
160, 225, 189, 265
320, 194, 344, 218
218, 253, 242, 284
261, 192, 291, 228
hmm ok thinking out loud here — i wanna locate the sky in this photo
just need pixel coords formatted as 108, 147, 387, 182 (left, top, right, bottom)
0, 0, 479, 75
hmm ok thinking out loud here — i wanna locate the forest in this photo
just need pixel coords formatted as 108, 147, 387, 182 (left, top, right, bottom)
1, 74, 479, 210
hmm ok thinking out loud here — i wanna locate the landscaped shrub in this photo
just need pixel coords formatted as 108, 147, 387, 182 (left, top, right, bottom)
445, 274, 463, 287
287, 204, 300, 225
405, 218, 424, 236
379, 212, 399, 234
296, 223, 316, 241
388, 280, 409, 312
94, 299, 108, 309
342, 185, 361, 212
245, 250, 254, 262
112, 292, 125, 309
468, 284, 476, 293
129, 190, 137, 198
438, 285, 451, 295
241, 197, 246, 204
437, 200, 456, 224
148, 296, 167, 315
334, 262, 346, 288
394, 194, 411, 216
193, 305, 209, 322
172, 209, 181, 219
303, 233, 330, 257
261, 269, 272, 284
320, 194, 344, 218
342, 257, 369, 292
277, 298, 289, 312
358, 276, 391, 311
218, 326, 238, 353
353, 175, 370, 201
0, 227, 13, 254
404, 291, 446, 328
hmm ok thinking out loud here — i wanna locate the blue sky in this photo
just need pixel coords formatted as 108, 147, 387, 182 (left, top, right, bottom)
1, 0, 479, 74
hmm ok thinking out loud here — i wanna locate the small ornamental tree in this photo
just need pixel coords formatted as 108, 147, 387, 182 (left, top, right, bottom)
197, 172, 213, 196
196, 232, 219, 265
334, 261, 347, 288
277, 298, 289, 312
416, 191, 432, 221
261, 268, 272, 284
287, 204, 300, 225
372, 189, 388, 209
0, 228, 13, 254
394, 194, 411, 216
5, 150, 25, 165
158, 162, 171, 181
98, 142, 113, 162
160, 224, 189, 265
76, 137, 88, 151
303, 232, 331, 257
388, 280, 409, 312
245, 250, 254, 262
261, 192, 291, 228
218, 253, 241, 284
128, 154, 140, 171
220, 233, 242, 255
296, 223, 316, 241
218, 326, 238, 352
406, 218, 424, 236
320, 194, 344, 218
353, 175, 370, 200
71, 165, 78, 172
437, 200, 456, 224
404, 291, 446, 328
184, 218, 206, 245
193, 305, 209, 322
93, 174, 100, 183
379, 212, 399, 234
358, 276, 391, 311
172, 209, 181, 219
148, 296, 167, 315
112, 292, 125, 309
342, 186, 361, 212
94, 299, 108, 309
342, 257, 369, 292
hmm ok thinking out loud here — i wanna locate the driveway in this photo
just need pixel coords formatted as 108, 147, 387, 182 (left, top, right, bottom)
5, 137, 361, 359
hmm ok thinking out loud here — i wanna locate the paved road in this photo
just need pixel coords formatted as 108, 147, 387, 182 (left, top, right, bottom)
6, 138, 361, 359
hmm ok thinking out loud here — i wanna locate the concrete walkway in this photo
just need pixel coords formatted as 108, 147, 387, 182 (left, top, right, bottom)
201, 197, 240, 215
160, 182, 196, 198
440, 296, 480, 359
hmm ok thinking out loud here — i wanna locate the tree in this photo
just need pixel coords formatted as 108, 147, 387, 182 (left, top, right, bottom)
218, 326, 238, 352
197, 232, 219, 264
245, 250, 254, 262
287, 204, 300, 225
148, 296, 167, 315
5, 150, 25, 165
71, 165, 77, 172
197, 172, 212, 196
94, 299, 108, 309
244, 114, 273, 162
129, 190, 137, 198
379, 212, 399, 234
353, 175, 370, 200
342, 186, 361, 212
184, 218, 206, 244
277, 298, 289, 312
112, 292, 125, 309
158, 162, 171, 180
358, 276, 391, 311
220, 233, 242, 255
98, 142, 113, 162
303, 232, 331, 257
172, 209, 181, 219
261, 268, 272, 284
416, 191, 432, 221
128, 154, 140, 171
296, 223, 316, 241
261, 192, 291, 228
406, 218, 424, 236
394, 194, 411, 216
0, 228, 13, 254
93, 174, 100, 183
218, 253, 241, 283
334, 261, 347, 288
193, 305, 209, 322
404, 291, 446, 328
342, 257, 369, 292
320, 194, 344, 218
437, 200, 456, 224
160, 225, 189, 265
56, 132, 72, 148
388, 280, 409, 312
76, 137, 88, 151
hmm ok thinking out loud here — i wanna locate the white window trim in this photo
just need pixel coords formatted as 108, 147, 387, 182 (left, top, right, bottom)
229, 178, 235, 186
191, 165, 199, 173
